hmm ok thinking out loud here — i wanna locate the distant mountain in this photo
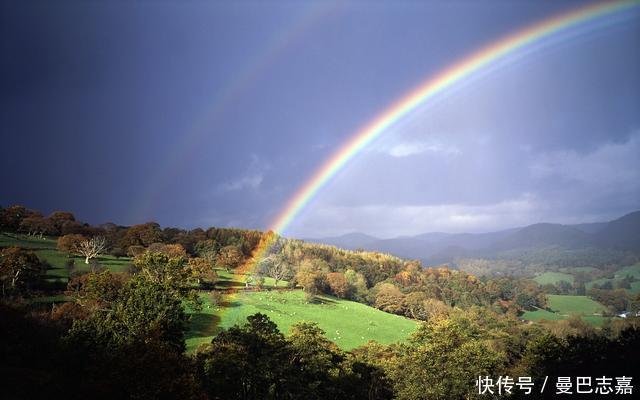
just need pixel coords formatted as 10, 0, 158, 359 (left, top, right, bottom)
490, 223, 593, 251
571, 221, 608, 234
594, 211, 640, 252
308, 211, 640, 264
305, 232, 378, 249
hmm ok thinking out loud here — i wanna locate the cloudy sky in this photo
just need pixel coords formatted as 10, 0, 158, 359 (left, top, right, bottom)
2, 0, 639, 238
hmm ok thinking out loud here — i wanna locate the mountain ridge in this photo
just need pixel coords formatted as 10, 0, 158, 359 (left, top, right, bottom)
306, 211, 640, 264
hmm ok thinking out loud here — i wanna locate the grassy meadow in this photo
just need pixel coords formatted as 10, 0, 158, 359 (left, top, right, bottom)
185, 289, 418, 352
522, 294, 608, 325
533, 271, 574, 285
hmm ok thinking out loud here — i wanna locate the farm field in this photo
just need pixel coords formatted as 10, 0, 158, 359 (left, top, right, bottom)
185, 289, 418, 352
547, 294, 607, 315
522, 294, 608, 325
533, 271, 574, 285
584, 263, 640, 294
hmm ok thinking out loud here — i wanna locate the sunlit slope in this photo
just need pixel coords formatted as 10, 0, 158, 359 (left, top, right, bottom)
186, 289, 418, 352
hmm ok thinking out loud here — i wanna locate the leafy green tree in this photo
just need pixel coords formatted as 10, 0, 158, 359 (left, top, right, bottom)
195, 313, 294, 399
133, 250, 187, 285
67, 277, 189, 352
390, 317, 506, 400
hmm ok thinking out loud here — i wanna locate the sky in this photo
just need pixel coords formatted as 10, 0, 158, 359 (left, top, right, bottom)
2, 0, 639, 239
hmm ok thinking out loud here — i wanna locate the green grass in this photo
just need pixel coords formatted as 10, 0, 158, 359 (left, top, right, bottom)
534, 271, 574, 285
569, 267, 598, 274
214, 268, 289, 290
522, 295, 608, 326
584, 264, 640, 294
547, 294, 607, 315
185, 289, 418, 352
521, 308, 564, 321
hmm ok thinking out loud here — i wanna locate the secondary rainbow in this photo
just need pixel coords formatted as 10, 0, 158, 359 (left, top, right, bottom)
243, 1, 639, 269
213, 0, 638, 332
270, 0, 637, 238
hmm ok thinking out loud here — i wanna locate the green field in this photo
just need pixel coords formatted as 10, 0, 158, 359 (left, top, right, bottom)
584, 264, 640, 294
522, 294, 608, 325
547, 294, 606, 314
533, 271, 574, 285
185, 289, 418, 352
215, 268, 289, 290
1, 232, 132, 281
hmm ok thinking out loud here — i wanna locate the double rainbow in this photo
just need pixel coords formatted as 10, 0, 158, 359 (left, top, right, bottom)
235, 0, 638, 286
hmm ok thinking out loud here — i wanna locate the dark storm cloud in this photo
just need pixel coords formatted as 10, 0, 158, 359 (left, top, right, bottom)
1, 1, 639, 238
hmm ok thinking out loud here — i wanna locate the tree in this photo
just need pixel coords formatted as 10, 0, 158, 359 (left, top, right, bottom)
371, 283, 405, 315
294, 258, 327, 299
0, 205, 35, 232
118, 222, 163, 249
390, 317, 505, 400
67, 277, 190, 352
48, 211, 76, 235
344, 269, 369, 301
19, 214, 55, 238
0, 247, 45, 297
216, 245, 243, 272
132, 250, 187, 286
187, 257, 217, 287
195, 313, 294, 399
258, 254, 292, 288
75, 236, 107, 264
147, 242, 187, 258
326, 272, 350, 298
57, 234, 86, 257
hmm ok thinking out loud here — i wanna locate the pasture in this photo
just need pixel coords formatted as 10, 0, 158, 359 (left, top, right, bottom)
185, 289, 418, 352
522, 294, 608, 326
533, 271, 574, 285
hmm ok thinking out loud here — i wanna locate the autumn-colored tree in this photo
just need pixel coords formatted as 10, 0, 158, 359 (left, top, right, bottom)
57, 234, 86, 257
19, 214, 55, 238
119, 222, 163, 248
0, 247, 45, 297
0, 205, 35, 232
294, 258, 327, 298
371, 283, 405, 315
66, 270, 126, 309
48, 211, 76, 235
187, 257, 217, 287
127, 245, 146, 257
326, 272, 349, 298
148, 242, 187, 258
216, 245, 243, 272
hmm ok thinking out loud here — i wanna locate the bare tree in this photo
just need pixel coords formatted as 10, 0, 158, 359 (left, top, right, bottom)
259, 255, 292, 288
75, 236, 107, 264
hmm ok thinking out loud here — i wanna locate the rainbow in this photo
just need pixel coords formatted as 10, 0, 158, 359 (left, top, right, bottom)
222, 0, 638, 322
271, 0, 638, 238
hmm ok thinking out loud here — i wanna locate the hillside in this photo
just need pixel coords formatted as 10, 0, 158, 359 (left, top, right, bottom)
186, 290, 418, 351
